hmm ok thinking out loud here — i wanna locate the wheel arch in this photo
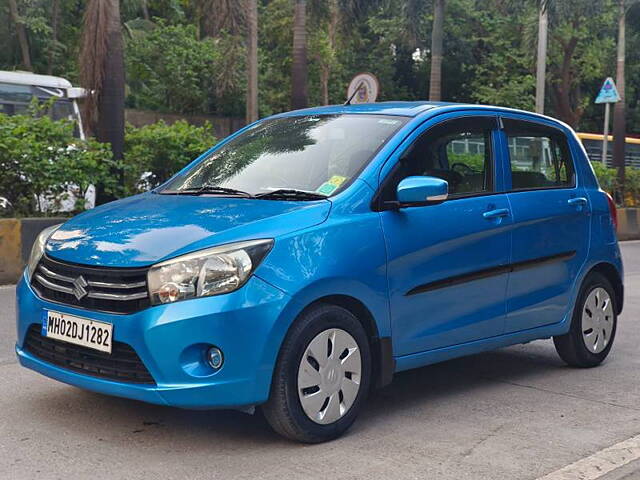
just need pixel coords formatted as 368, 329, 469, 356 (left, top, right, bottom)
586, 262, 624, 314
299, 294, 395, 389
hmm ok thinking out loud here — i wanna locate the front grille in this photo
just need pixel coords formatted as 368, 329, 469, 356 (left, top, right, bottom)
24, 324, 155, 384
31, 255, 150, 314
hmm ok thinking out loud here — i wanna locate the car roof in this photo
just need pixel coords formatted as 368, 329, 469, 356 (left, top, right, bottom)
280, 101, 452, 117
277, 101, 569, 128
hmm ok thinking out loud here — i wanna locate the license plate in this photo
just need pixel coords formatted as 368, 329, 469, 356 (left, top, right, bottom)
41, 310, 113, 354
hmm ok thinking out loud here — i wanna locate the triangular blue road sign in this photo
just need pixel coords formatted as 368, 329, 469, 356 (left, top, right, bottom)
595, 77, 621, 104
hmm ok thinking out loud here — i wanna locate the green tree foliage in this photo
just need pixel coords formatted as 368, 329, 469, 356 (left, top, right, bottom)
465, 1, 536, 110
545, 0, 617, 127
0, 0, 639, 132
125, 22, 245, 116
127, 23, 215, 114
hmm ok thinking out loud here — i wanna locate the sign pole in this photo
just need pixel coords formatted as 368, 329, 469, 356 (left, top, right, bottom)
595, 77, 621, 167
602, 102, 610, 165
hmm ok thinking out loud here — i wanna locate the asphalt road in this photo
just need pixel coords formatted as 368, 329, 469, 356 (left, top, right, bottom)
1, 243, 639, 480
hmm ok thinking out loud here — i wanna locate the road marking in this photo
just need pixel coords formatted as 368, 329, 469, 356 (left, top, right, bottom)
536, 434, 640, 480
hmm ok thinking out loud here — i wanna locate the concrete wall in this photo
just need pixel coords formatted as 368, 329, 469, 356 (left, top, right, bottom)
617, 208, 640, 241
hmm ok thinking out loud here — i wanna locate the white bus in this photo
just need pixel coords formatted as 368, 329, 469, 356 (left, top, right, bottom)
0, 71, 92, 212
0, 70, 86, 139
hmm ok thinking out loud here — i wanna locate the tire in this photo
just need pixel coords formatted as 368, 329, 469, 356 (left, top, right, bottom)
554, 272, 617, 368
262, 304, 372, 443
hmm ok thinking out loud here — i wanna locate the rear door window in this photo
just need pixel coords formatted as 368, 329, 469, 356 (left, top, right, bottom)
503, 118, 575, 190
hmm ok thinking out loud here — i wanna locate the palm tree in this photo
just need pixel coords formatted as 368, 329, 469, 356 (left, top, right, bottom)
428, 0, 445, 101
291, 0, 308, 109
7, 0, 32, 70
535, 0, 549, 114
80, 0, 125, 204
246, 0, 258, 123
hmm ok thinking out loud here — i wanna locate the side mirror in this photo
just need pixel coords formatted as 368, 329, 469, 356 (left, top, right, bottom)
396, 176, 448, 206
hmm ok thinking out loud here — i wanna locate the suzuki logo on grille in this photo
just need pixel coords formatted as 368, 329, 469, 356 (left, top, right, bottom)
72, 275, 89, 300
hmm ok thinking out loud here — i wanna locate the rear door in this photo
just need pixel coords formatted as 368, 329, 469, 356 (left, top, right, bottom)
501, 117, 591, 333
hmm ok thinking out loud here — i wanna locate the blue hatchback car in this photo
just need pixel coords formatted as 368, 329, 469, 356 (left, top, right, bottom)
16, 102, 623, 442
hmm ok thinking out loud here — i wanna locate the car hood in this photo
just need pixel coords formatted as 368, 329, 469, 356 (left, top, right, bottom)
45, 193, 331, 267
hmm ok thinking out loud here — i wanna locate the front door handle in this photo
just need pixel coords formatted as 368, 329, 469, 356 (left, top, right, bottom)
568, 197, 588, 206
483, 208, 510, 220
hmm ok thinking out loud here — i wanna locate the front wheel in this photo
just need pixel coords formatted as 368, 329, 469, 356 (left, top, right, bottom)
262, 304, 371, 443
554, 272, 617, 368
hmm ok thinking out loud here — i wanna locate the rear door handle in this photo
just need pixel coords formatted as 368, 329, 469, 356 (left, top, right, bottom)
483, 208, 510, 220
568, 197, 588, 206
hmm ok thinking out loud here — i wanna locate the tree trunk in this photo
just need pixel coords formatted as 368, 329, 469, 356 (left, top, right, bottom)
550, 36, 581, 127
429, 0, 445, 101
96, 0, 126, 204
8, 0, 32, 71
246, 0, 258, 123
48, 0, 60, 74
612, 0, 627, 205
535, 1, 548, 114
141, 0, 150, 20
291, 0, 308, 109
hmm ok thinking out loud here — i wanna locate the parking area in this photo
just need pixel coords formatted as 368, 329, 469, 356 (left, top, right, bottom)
1, 242, 639, 480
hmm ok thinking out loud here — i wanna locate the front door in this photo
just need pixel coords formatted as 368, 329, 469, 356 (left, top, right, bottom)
378, 115, 512, 356
501, 117, 591, 333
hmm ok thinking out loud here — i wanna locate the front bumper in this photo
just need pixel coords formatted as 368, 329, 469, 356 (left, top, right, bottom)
15, 272, 292, 409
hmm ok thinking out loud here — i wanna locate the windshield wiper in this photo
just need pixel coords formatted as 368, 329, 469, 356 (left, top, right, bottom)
254, 189, 328, 201
162, 185, 254, 197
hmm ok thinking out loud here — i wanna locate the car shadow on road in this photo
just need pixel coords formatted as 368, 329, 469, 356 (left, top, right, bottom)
366, 342, 566, 415
25, 341, 567, 445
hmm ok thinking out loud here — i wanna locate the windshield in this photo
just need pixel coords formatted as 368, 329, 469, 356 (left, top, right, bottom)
160, 114, 408, 197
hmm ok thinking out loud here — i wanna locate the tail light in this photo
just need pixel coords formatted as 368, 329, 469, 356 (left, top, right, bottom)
605, 192, 618, 230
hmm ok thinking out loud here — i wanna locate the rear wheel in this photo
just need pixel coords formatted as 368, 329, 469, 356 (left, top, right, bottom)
554, 272, 617, 368
262, 304, 371, 443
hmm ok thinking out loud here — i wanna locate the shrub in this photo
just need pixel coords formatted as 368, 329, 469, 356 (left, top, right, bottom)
123, 120, 216, 194
0, 110, 119, 217
591, 162, 617, 193
591, 162, 640, 206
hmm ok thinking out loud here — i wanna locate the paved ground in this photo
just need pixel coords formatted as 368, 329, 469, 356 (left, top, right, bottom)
1, 243, 639, 480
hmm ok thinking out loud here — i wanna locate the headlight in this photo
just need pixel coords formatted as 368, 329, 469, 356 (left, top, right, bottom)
147, 239, 273, 305
26, 224, 62, 281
